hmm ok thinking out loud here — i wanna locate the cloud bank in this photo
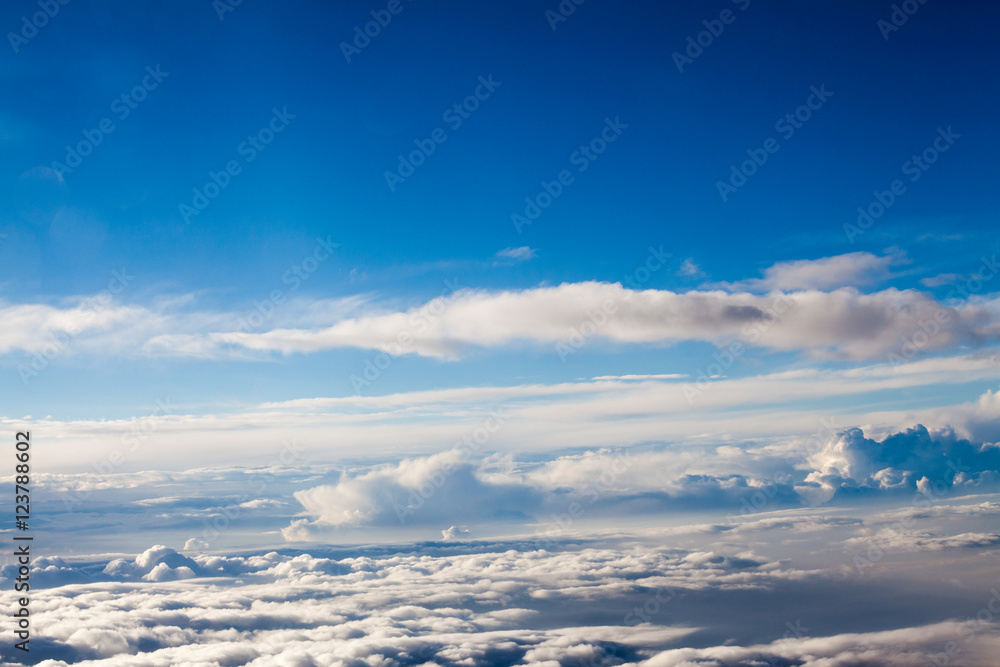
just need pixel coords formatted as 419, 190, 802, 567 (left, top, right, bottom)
3, 252, 998, 364
4, 528, 999, 666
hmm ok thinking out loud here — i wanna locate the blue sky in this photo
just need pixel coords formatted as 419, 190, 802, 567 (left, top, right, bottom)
0, 0, 998, 502
4, 3, 1000, 664
2, 0, 999, 425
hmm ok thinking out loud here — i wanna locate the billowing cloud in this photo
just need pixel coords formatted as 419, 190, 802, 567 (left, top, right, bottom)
102, 545, 201, 581
280, 424, 1000, 537
802, 424, 1000, 504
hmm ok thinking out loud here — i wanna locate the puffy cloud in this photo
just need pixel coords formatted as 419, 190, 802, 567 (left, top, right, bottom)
6, 530, 1000, 666
442, 526, 472, 540
282, 424, 1000, 537
717, 251, 900, 292
803, 425, 1000, 503
102, 545, 202, 581
284, 449, 540, 537
26, 421, 994, 551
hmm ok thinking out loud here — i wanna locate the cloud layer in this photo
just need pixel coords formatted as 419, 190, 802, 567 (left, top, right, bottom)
4, 520, 1000, 666
3, 252, 998, 364
280, 423, 1000, 537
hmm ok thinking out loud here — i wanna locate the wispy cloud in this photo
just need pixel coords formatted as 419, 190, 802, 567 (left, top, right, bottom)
494, 246, 537, 262
677, 258, 704, 278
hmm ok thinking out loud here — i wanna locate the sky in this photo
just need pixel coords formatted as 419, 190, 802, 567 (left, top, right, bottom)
2, 0, 1000, 665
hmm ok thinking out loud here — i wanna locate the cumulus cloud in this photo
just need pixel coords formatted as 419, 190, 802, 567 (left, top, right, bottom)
280, 424, 1000, 538
284, 449, 539, 538
803, 424, 1000, 503
442, 525, 472, 540
718, 251, 901, 292
5, 532, 1000, 666
103, 545, 202, 581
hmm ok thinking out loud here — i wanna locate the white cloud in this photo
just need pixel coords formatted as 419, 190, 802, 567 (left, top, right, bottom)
9, 356, 1000, 477
277, 422, 1000, 536
717, 251, 900, 292
197, 283, 1000, 362
843, 528, 1000, 553
4, 264, 997, 364
495, 246, 537, 261
922, 273, 973, 288
591, 374, 688, 381
643, 621, 1000, 667
442, 525, 471, 540
6, 527, 1000, 666
102, 545, 202, 581
677, 258, 704, 278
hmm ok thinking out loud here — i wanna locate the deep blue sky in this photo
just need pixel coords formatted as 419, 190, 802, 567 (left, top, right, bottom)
1, 0, 998, 420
